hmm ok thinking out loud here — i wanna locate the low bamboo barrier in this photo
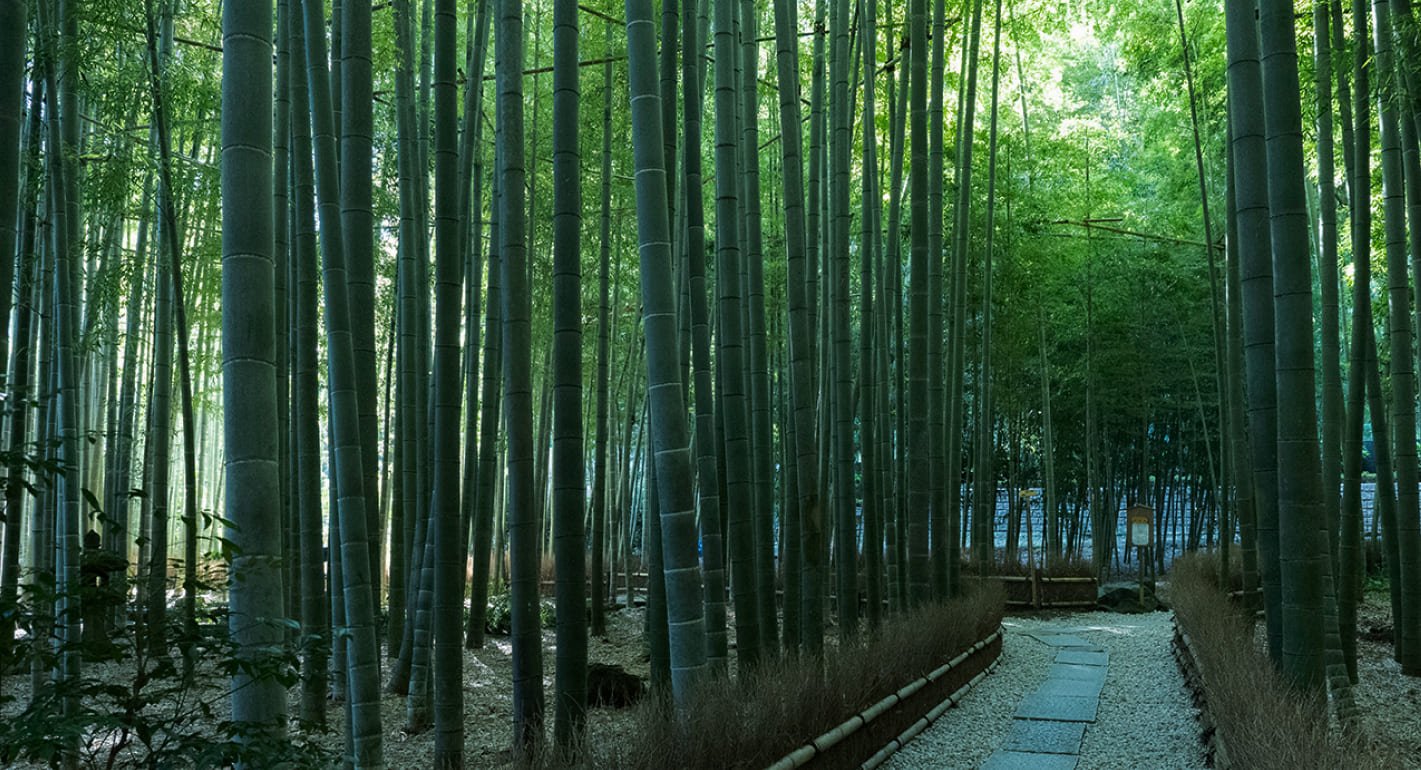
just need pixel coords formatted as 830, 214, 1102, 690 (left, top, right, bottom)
764, 626, 1004, 770
1171, 617, 1232, 769
964, 573, 1099, 610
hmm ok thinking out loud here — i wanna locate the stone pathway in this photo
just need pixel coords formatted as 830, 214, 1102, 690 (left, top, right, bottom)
979, 632, 1110, 770
884, 612, 1204, 770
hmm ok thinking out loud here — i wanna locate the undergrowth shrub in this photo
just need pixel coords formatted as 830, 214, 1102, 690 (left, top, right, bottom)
1171, 554, 1401, 769
0, 575, 334, 768
599, 582, 1005, 770
483, 592, 557, 635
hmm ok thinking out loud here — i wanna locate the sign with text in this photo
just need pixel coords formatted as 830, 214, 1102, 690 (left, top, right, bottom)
1127, 504, 1154, 548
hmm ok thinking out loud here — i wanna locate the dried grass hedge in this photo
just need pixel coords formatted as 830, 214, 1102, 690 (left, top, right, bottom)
1170, 554, 1400, 769
597, 582, 1005, 770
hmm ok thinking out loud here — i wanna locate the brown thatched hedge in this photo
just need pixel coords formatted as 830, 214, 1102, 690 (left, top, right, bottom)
598, 583, 1005, 770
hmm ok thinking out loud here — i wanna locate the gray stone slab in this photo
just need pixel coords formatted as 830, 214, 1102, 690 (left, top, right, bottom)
1029, 634, 1094, 648
1054, 649, 1109, 667
979, 749, 1080, 770
1034, 677, 1105, 699
1014, 693, 1100, 723
1003, 719, 1087, 755
1046, 663, 1108, 683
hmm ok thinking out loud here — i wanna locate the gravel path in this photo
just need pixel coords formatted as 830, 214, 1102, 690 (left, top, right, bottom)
887, 611, 1205, 769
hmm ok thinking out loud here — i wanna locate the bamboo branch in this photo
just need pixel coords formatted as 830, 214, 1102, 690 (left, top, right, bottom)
1047, 218, 1224, 251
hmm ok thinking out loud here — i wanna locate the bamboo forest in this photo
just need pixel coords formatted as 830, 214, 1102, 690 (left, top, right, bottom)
4, 0, 1421, 766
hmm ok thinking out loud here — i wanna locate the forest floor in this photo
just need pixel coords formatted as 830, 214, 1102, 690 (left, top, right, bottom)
3, 588, 1417, 768
379, 601, 652, 768
1331, 586, 1421, 765
0, 602, 655, 769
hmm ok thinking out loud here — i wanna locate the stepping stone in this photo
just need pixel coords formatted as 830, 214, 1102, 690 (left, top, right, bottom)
1054, 649, 1109, 667
1046, 663, 1108, 683
1034, 677, 1105, 698
1014, 693, 1100, 723
1003, 719, 1087, 755
980, 749, 1079, 770
1029, 634, 1094, 648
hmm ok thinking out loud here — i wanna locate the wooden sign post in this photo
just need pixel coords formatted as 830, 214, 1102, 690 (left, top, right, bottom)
1127, 504, 1155, 606
1021, 489, 1041, 608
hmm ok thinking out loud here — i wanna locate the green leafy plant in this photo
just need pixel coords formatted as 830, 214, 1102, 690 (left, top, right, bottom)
482, 592, 556, 636
0, 578, 337, 769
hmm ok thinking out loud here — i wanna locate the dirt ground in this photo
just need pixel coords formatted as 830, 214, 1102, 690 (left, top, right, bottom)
1352, 586, 1421, 765
0, 603, 651, 769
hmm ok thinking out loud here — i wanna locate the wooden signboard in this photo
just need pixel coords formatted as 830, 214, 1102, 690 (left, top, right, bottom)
1127, 504, 1154, 548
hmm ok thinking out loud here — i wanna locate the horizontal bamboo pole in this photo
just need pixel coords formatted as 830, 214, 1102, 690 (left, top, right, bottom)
765, 628, 1004, 770
862, 657, 1004, 769
993, 575, 1097, 584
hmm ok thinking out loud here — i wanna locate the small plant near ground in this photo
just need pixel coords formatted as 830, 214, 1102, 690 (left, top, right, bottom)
0, 576, 337, 769
482, 591, 557, 635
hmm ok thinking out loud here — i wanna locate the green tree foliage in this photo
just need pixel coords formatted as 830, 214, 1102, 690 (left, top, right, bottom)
5, 0, 1418, 761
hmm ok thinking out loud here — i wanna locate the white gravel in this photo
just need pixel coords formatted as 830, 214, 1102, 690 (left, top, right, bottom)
887, 611, 1206, 769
